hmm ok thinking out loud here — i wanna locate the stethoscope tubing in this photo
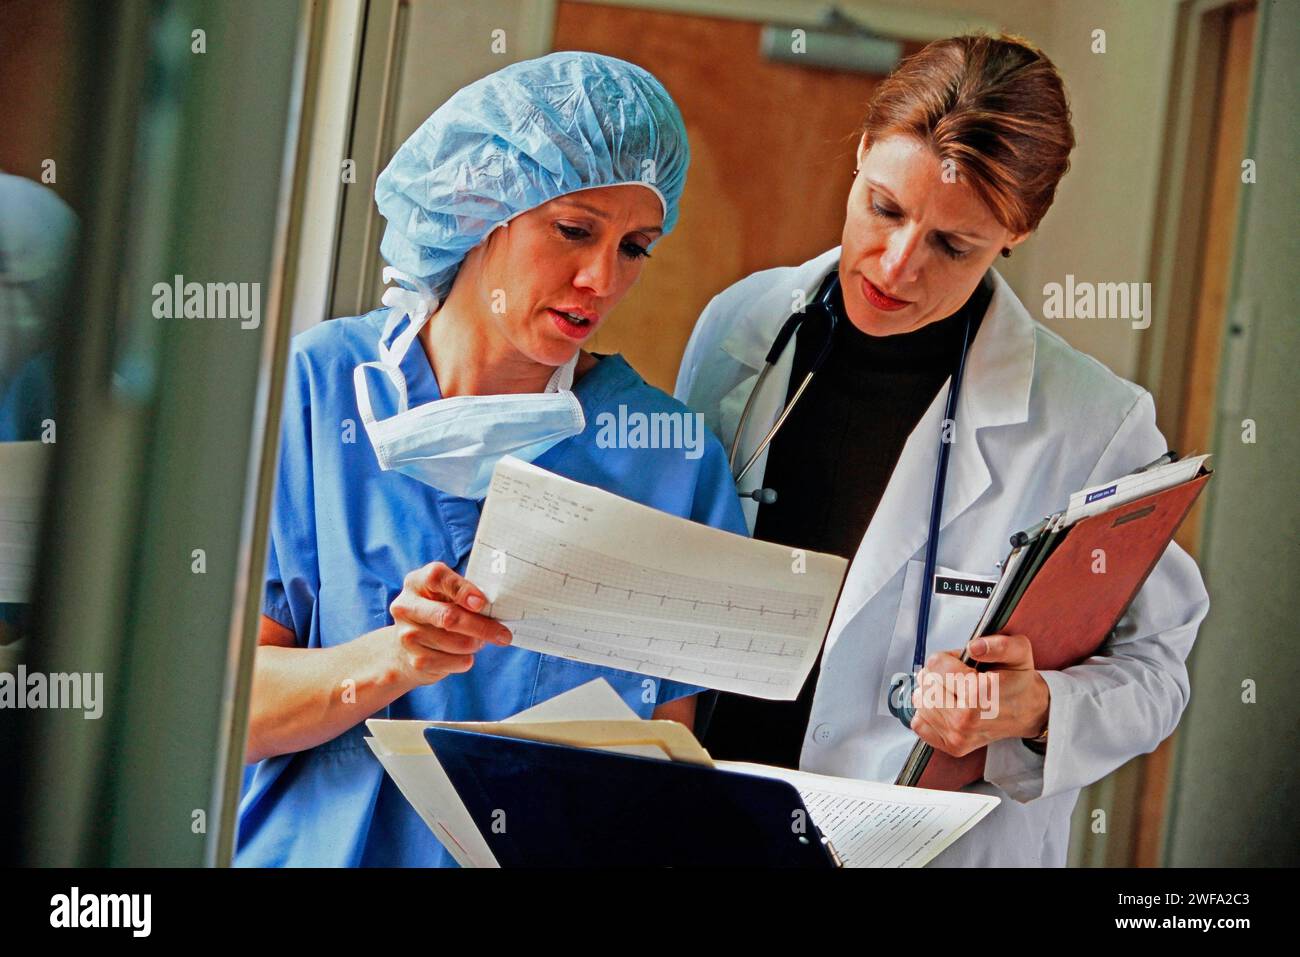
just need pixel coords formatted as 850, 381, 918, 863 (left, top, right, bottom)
910, 312, 974, 671
727, 266, 979, 727
730, 366, 816, 485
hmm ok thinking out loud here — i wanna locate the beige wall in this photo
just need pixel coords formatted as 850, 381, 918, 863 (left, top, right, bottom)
392, 0, 555, 149
854, 0, 1181, 383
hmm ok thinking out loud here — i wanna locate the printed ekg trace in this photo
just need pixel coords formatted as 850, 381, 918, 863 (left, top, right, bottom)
480, 523, 826, 633
0, 505, 40, 603
478, 522, 829, 692
0, 442, 50, 604
466, 457, 848, 700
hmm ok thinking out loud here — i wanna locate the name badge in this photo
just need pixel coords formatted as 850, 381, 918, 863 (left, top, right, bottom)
933, 575, 995, 599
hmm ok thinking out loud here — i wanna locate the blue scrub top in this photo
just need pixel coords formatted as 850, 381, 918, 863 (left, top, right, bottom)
235, 310, 748, 867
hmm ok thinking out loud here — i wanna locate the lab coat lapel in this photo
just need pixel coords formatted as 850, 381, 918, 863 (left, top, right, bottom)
718, 247, 843, 374
825, 268, 1037, 648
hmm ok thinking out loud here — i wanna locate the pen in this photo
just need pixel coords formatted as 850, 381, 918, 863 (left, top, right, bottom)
1010, 517, 1050, 548
1133, 450, 1178, 473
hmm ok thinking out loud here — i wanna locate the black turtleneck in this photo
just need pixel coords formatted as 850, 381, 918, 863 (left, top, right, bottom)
701, 270, 992, 768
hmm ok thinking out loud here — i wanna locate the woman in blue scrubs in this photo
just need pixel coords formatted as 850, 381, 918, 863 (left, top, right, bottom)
235, 52, 747, 867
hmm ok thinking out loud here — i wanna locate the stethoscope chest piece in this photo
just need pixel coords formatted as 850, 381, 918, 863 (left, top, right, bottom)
888, 672, 919, 728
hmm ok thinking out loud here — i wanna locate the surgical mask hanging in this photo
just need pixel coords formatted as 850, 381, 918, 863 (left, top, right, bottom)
353, 268, 587, 499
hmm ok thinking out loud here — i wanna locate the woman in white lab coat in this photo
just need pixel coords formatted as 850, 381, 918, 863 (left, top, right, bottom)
674, 33, 1209, 866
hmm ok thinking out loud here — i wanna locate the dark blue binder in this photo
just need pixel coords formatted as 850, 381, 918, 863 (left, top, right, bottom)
423, 726, 839, 867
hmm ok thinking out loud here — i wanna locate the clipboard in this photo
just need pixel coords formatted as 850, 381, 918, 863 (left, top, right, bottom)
897, 456, 1213, 789
424, 726, 840, 867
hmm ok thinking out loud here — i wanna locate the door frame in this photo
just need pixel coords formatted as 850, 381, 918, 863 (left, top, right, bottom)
1134, 0, 1262, 868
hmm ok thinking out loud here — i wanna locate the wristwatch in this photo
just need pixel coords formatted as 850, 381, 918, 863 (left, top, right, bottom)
1023, 722, 1049, 755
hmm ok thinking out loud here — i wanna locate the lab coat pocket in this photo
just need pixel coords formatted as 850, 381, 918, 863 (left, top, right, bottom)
532, 654, 662, 718
875, 560, 998, 717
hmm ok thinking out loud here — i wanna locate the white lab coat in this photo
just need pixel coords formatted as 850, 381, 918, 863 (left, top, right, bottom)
675, 247, 1210, 866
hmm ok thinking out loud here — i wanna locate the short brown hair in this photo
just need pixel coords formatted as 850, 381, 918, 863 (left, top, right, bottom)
861, 33, 1075, 235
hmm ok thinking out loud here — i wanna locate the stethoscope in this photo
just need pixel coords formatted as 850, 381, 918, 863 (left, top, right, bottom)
728, 269, 977, 730
728, 271, 842, 501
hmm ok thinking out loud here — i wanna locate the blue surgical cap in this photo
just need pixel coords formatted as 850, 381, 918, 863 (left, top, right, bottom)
374, 51, 689, 301
0, 172, 78, 322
